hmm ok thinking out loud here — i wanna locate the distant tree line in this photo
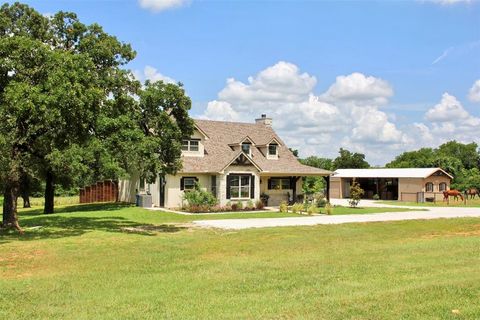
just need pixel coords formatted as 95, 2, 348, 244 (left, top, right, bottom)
0, 3, 193, 231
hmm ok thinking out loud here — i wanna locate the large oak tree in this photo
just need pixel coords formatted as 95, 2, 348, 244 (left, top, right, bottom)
0, 3, 193, 231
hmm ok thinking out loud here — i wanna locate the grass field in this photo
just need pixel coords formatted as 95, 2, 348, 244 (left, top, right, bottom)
380, 198, 480, 208
1, 202, 480, 319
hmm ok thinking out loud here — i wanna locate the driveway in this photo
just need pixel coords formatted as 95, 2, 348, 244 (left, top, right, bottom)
193, 200, 480, 230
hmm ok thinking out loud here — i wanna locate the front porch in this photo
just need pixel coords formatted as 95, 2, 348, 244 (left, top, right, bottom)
260, 174, 330, 206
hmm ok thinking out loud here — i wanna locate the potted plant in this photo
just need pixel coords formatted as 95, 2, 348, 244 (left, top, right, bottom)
260, 192, 270, 206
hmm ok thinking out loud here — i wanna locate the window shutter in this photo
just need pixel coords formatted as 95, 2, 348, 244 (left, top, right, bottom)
180, 177, 185, 190
226, 175, 232, 199
268, 178, 272, 190
250, 175, 255, 199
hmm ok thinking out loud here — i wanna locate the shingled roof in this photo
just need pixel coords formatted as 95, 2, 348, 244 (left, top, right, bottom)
180, 119, 331, 176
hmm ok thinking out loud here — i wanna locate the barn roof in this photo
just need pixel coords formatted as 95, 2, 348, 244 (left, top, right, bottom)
332, 168, 453, 179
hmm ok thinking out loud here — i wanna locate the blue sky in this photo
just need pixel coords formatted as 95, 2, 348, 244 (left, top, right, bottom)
12, 0, 480, 164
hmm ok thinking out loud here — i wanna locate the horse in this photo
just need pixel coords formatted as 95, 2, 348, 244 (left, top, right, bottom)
465, 188, 479, 199
443, 190, 464, 202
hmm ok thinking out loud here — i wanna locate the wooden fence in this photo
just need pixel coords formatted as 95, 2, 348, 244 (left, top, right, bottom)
79, 180, 118, 204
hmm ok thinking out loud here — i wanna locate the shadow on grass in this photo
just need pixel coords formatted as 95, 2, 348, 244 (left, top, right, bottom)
19, 202, 133, 217
1, 203, 186, 243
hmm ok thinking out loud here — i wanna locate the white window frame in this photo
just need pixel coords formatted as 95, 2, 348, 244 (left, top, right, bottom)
183, 177, 197, 191
268, 144, 277, 156
182, 139, 200, 152
269, 178, 291, 190
241, 143, 251, 156
230, 175, 251, 200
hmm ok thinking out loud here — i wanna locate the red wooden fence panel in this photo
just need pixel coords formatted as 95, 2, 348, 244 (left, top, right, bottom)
80, 180, 119, 204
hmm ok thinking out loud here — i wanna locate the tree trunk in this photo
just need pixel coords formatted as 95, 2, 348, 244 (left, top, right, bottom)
20, 172, 31, 208
44, 170, 55, 214
2, 180, 22, 232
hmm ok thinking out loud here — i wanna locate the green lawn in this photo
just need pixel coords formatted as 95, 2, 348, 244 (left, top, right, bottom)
379, 198, 480, 208
1, 203, 480, 319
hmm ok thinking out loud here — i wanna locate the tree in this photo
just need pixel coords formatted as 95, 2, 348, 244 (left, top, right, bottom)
437, 141, 480, 170
0, 4, 193, 230
348, 179, 364, 208
386, 148, 436, 168
300, 156, 333, 195
333, 148, 370, 170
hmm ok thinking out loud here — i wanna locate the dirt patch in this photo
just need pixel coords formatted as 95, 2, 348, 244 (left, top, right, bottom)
121, 223, 194, 234
421, 225, 480, 239
0, 249, 49, 279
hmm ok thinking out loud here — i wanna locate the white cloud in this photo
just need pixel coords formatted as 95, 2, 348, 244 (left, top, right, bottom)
432, 47, 454, 65
138, 0, 190, 12
322, 72, 393, 105
429, 0, 473, 4
424, 93, 470, 122
134, 65, 176, 84
468, 79, 480, 102
414, 93, 480, 148
201, 61, 411, 164
203, 101, 239, 121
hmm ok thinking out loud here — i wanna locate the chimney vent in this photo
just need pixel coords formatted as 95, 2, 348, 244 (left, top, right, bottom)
255, 114, 272, 126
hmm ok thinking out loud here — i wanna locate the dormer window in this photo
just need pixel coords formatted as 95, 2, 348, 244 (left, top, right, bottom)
182, 139, 199, 152
242, 142, 251, 156
268, 143, 278, 156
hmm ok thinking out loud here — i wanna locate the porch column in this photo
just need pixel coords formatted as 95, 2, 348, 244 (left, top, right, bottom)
323, 176, 330, 201
291, 176, 300, 203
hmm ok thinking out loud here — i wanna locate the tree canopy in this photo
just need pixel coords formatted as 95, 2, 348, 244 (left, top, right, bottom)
386, 141, 480, 190
333, 148, 370, 170
0, 3, 193, 230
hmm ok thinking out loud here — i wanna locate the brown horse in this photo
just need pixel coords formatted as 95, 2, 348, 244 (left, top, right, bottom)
443, 190, 464, 202
465, 188, 479, 199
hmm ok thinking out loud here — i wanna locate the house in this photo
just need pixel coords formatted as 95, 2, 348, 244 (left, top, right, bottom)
329, 168, 453, 202
119, 115, 331, 208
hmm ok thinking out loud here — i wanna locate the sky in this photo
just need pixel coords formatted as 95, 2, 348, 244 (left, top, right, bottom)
11, 0, 480, 165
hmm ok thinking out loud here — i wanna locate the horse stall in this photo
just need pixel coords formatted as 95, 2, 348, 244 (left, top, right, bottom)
341, 177, 398, 200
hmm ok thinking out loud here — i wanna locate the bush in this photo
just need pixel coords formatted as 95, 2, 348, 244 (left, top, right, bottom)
279, 201, 288, 213
255, 200, 264, 210
307, 204, 317, 215
236, 201, 243, 210
246, 200, 254, 210
325, 203, 333, 215
291, 203, 304, 214
182, 183, 218, 212
231, 202, 239, 211
372, 194, 380, 200
348, 179, 364, 208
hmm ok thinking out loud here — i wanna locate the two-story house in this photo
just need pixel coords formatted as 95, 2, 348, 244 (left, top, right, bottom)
119, 115, 331, 208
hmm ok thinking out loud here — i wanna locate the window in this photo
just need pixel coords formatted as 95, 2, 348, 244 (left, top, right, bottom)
181, 139, 199, 152
268, 144, 278, 156
183, 177, 196, 190
439, 182, 447, 191
425, 182, 433, 192
242, 143, 251, 156
230, 175, 251, 199
269, 178, 291, 190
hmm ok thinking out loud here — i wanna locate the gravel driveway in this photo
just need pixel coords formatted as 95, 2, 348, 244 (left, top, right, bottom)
193, 199, 480, 230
